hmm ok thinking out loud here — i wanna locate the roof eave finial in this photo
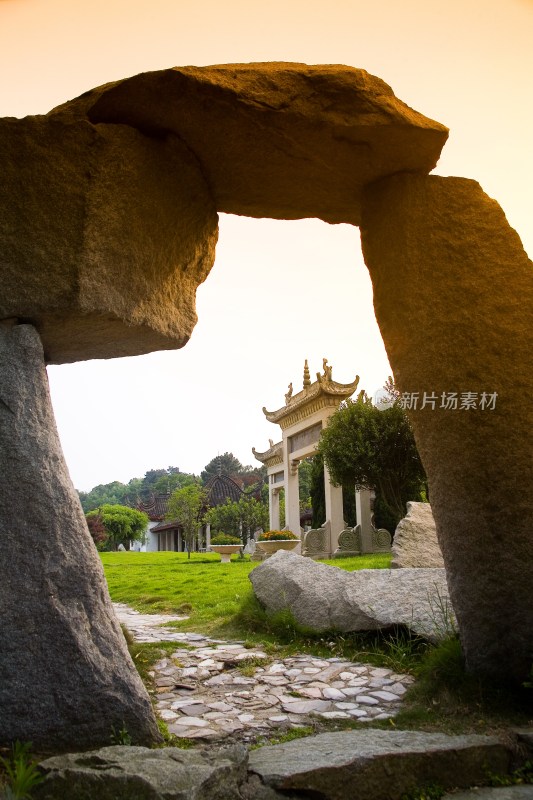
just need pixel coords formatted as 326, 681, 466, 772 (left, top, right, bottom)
284, 382, 293, 405
303, 359, 311, 388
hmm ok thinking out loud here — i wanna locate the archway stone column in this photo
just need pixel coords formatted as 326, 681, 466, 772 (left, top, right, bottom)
270, 486, 282, 531
360, 173, 533, 683
283, 442, 302, 537
324, 463, 345, 553
0, 323, 161, 748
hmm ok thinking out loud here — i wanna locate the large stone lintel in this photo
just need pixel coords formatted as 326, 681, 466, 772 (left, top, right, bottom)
49, 63, 448, 225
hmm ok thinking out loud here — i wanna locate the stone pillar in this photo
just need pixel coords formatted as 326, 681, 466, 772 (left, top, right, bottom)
324, 463, 344, 554
270, 485, 281, 531
284, 442, 301, 536
0, 324, 161, 749
360, 174, 533, 683
205, 522, 211, 550
355, 488, 374, 553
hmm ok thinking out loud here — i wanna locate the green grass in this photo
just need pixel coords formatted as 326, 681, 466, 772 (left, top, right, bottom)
101, 551, 391, 640
0, 742, 44, 799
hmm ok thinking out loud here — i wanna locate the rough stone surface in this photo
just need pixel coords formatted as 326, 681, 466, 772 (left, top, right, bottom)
49, 63, 448, 225
33, 733, 524, 800
248, 729, 511, 800
392, 501, 444, 568
0, 324, 160, 749
0, 116, 218, 363
444, 789, 533, 800
249, 550, 454, 641
34, 744, 248, 800
360, 174, 533, 682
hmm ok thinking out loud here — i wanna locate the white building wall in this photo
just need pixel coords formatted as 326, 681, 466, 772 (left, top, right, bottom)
145, 520, 160, 552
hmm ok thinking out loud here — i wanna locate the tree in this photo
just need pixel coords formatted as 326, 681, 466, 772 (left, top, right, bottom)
318, 392, 427, 529
152, 470, 198, 495
204, 496, 268, 544
86, 512, 107, 550
85, 504, 148, 551
143, 468, 169, 487
166, 484, 206, 559
79, 481, 132, 513
201, 453, 243, 482
298, 459, 313, 511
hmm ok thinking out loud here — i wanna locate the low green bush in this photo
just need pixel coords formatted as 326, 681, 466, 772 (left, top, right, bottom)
210, 534, 242, 545
257, 530, 298, 541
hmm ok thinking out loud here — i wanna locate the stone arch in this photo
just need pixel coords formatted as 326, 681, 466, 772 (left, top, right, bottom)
1, 63, 532, 749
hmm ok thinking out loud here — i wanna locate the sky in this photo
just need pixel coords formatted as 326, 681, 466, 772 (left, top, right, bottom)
1, 0, 532, 491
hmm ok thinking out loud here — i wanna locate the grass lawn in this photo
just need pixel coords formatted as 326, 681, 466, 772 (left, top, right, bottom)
101, 550, 391, 644
101, 550, 533, 736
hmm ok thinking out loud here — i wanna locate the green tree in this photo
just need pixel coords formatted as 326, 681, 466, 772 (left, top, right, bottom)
143, 468, 169, 487
298, 458, 313, 511
318, 392, 427, 529
166, 484, 206, 559
204, 496, 268, 544
85, 504, 148, 551
201, 453, 243, 482
152, 470, 199, 495
79, 481, 132, 513
309, 453, 326, 529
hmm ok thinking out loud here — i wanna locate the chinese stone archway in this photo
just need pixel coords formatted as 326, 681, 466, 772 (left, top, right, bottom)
253, 359, 358, 554
1, 63, 532, 749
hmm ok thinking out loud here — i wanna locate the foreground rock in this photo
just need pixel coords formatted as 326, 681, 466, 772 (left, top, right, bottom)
248, 730, 511, 800
444, 789, 533, 799
49, 63, 448, 226
34, 745, 248, 800
392, 501, 444, 568
249, 550, 454, 641
34, 730, 518, 800
0, 324, 160, 749
360, 174, 533, 682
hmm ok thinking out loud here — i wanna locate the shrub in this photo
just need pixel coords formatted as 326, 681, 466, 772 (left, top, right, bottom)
211, 534, 242, 545
258, 530, 298, 541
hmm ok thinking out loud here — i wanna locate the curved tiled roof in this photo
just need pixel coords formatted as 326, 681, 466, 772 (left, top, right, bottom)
136, 493, 170, 520
204, 474, 243, 507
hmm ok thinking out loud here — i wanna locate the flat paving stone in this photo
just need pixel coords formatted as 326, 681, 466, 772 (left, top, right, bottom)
113, 602, 414, 745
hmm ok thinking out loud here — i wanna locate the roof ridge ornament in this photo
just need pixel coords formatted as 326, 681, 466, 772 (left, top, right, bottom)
317, 358, 333, 384
303, 359, 311, 388
262, 360, 360, 427
284, 382, 293, 405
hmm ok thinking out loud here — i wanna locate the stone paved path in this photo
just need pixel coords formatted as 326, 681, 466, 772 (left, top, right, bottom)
114, 602, 415, 744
